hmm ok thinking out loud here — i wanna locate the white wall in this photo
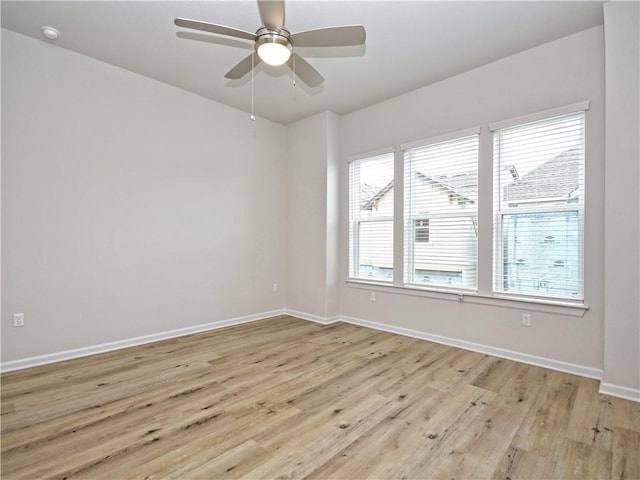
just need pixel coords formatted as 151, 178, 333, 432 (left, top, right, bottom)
602, 2, 640, 398
339, 26, 606, 371
326, 112, 341, 319
1, 29, 287, 362
286, 111, 340, 319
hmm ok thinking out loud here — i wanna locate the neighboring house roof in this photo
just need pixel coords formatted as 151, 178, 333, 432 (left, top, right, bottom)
361, 148, 580, 210
361, 180, 394, 210
361, 172, 477, 210
415, 171, 477, 205
504, 148, 581, 203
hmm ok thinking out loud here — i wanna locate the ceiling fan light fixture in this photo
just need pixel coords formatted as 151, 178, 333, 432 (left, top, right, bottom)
256, 32, 292, 66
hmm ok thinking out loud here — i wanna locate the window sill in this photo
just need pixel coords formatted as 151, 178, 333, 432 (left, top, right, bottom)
345, 279, 589, 317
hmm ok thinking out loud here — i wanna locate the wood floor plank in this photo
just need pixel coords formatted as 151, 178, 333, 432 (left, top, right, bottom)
306, 322, 380, 346
566, 376, 616, 452
609, 394, 640, 433
304, 386, 448, 479
2, 381, 229, 478
2, 361, 214, 433
492, 446, 557, 480
2, 316, 637, 480
550, 438, 612, 480
74, 401, 299, 479
1, 372, 224, 452
392, 384, 500, 480
510, 369, 580, 458
611, 427, 640, 480
247, 392, 398, 479
171, 439, 272, 480
427, 398, 526, 479
495, 362, 553, 411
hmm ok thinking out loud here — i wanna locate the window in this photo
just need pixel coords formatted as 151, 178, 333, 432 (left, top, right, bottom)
349, 151, 395, 282
493, 111, 585, 300
404, 133, 479, 290
347, 103, 588, 309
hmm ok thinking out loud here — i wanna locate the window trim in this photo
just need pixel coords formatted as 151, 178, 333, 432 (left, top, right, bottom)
345, 279, 589, 316
347, 146, 395, 163
401, 126, 481, 151
488, 100, 590, 131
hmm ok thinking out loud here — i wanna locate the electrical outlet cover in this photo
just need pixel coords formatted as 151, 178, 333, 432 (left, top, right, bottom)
13, 313, 25, 327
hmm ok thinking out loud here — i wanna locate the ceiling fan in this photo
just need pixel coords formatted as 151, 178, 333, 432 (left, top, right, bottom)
174, 0, 366, 88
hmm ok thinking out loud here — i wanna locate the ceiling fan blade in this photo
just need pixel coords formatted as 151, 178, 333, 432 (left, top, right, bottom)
287, 54, 324, 88
258, 0, 285, 29
291, 25, 366, 47
174, 18, 256, 41
225, 53, 262, 80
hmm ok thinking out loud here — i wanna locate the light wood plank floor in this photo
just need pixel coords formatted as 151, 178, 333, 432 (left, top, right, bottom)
2, 316, 639, 479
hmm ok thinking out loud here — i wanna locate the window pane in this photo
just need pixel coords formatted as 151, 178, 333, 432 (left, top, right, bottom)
493, 111, 585, 300
500, 211, 581, 298
357, 220, 393, 281
404, 134, 478, 290
349, 152, 394, 281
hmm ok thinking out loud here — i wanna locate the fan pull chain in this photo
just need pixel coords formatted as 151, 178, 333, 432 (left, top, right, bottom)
292, 53, 296, 87
250, 46, 255, 121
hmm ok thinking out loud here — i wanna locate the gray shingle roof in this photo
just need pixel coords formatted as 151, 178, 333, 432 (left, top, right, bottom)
504, 148, 581, 203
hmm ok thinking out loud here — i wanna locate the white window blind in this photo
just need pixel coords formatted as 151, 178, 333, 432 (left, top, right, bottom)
349, 152, 395, 282
404, 134, 479, 290
493, 111, 585, 300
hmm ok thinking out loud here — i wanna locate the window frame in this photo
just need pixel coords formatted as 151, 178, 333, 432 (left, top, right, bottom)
402, 129, 480, 292
491, 108, 587, 302
348, 148, 395, 283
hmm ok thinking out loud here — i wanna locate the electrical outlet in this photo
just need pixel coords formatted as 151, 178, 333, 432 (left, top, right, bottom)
272, 282, 279, 292
13, 313, 25, 327
521, 313, 531, 327
370, 292, 376, 302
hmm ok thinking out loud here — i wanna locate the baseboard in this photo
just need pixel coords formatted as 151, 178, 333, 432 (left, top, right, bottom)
599, 382, 640, 402
284, 309, 339, 325
1, 309, 287, 373
339, 315, 604, 381
6, 309, 633, 403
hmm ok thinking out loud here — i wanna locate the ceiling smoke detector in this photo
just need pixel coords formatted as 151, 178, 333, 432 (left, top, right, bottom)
41, 26, 60, 40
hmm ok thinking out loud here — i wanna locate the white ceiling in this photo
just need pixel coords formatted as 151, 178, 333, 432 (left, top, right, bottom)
1, 1, 604, 125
